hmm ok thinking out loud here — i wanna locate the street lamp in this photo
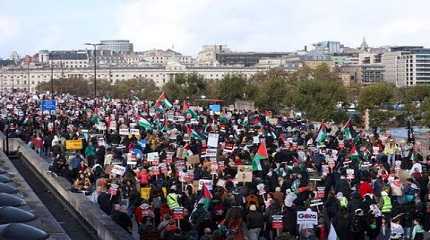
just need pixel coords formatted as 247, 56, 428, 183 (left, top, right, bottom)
84, 42, 104, 97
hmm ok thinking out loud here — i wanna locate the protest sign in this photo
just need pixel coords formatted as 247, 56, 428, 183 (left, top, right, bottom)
346, 168, 355, 180
272, 215, 283, 229
297, 209, 318, 226
172, 207, 184, 220
65, 139, 83, 150
188, 155, 200, 165
130, 128, 140, 136
111, 165, 126, 176
198, 179, 213, 190
207, 133, 219, 148
209, 104, 221, 114
235, 165, 253, 182
119, 128, 129, 136
108, 183, 119, 196
147, 152, 159, 163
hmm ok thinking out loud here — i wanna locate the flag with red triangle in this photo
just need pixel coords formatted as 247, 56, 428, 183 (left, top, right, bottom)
155, 92, 173, 109
252, 141, 268, 171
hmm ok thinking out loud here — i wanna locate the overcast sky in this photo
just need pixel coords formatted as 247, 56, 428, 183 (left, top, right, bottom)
1, 0, 430, 58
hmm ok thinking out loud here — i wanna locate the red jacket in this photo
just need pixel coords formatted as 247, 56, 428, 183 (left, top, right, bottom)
358, 181, 373, 198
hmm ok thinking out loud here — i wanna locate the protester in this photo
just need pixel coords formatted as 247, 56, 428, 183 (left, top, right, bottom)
1, 90, 429, 240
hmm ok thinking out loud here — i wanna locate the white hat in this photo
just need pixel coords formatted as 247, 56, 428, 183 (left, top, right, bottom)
249, 204, 257, 211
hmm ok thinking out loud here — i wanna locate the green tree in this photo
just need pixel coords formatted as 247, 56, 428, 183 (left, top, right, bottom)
358, 83, 395, 110
291, 78, 347, 122
253, 77, 289, 113
216, 74, 248, 104
162, 73, 209, 100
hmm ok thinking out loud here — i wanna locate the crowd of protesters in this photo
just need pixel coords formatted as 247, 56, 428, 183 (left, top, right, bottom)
1, 90, 430, 240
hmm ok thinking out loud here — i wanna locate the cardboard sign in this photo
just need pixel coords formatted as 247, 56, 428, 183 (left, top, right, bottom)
272, 215, 283, 229
207, 133, 219, 148
65, 140, 83, 150
235, 165, 253, 182
188, 155, 200, 165
297, 209, 318, 226
119, 128, 129, 136
111, 165, 126, 176
172, 207, 184, 220
140, 187, 151, 200
198, 179, 213, 190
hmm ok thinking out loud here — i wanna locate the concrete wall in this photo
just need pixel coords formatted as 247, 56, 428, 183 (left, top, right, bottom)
0, 133, 134, 240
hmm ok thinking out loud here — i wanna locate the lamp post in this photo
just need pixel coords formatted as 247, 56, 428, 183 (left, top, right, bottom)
50, 63, 54, 99
85, 42, 104, 98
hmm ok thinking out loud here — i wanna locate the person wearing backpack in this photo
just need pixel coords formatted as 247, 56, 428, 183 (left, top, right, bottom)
350, 208, 367, 240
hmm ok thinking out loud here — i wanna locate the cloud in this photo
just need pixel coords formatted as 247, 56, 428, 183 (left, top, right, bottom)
0, 16, 19, 40
115, 0, 430, 56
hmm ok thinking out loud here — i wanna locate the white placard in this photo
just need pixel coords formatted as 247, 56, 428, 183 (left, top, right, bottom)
111, 165, 126, 176
198, 179, 213, 190
130, 128, 140, 136
207, 133, 219, 148
119, 128, 129, 136
297, 209, 318, 226
147, 152, 159, 162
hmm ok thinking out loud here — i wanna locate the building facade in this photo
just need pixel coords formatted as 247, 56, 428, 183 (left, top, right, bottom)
98, 40, 134, 54
0, 63, 276, 92
382, 46, 430, 87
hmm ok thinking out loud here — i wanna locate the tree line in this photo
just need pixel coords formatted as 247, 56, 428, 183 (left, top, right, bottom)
36, 64, 430, 127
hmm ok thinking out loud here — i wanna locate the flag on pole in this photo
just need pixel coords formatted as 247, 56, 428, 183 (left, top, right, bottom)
155, 92, 173, 109
328, 223, 339, 240
349, 144, 359, 161
138, 117, 153, 130
315, 123, 327, 144
186, 108, 198, 119
252, 142, 268, 171
342, 119, 353, 140
199, 183, 212, 210
186, 125, 203, 140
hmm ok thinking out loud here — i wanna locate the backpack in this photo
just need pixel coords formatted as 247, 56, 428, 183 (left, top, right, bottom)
350, 215, 363, 233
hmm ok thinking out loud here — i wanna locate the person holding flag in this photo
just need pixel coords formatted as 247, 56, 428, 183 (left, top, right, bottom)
252, 139, 268, 171
155, 92, 173, 109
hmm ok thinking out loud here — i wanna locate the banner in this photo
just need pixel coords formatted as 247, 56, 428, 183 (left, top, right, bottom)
65, 139, 83, 150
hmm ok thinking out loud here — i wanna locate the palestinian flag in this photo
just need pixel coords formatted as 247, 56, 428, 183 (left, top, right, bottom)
315, 123, 327, 144
342, 119, 353, 140
182, 101, 190, 112
155, 92, 173, 109
138, 117, 153, 131
349, 144, 359, 161
186, 108, 198, 119
200, 183, 212, 210
252, 142, 268, 171
186, 125, 203, 140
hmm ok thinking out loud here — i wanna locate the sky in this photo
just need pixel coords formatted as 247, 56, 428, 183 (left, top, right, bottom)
1, 0, 430, 58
